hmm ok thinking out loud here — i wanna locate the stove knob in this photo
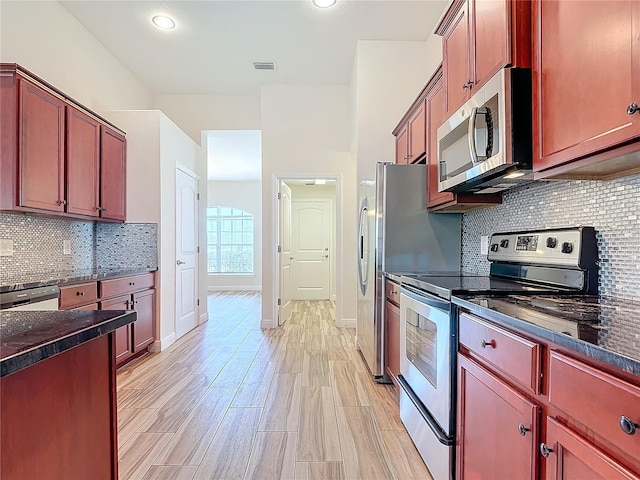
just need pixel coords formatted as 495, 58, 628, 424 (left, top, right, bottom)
499, 239, 509, 249
490, 243, 499, 253
546, 237, 558, 248
561, 242, 573, 254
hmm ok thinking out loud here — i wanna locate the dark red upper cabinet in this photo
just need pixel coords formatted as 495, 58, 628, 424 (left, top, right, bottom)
0, 76, 66, 213
437, 0, 531, 116
66, 106, 100, 217
533, 0, 640, 179
100, 126, 126, 222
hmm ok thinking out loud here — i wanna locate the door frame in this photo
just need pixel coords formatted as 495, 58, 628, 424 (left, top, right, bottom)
272, 174, 342, 328
175, 163, 200, 338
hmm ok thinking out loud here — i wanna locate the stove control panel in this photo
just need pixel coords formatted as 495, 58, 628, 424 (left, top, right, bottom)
488, 227, 595, 268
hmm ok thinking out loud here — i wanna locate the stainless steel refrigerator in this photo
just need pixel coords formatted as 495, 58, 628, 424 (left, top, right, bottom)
356, 162, 462, 381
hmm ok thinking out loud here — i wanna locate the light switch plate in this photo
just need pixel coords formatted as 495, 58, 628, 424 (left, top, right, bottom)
480, 236, 489, 255
63, 239, 71, 255
0, 239, 14, 256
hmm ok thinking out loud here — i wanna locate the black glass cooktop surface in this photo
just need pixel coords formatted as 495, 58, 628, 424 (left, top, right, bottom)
400, 274, 573, 300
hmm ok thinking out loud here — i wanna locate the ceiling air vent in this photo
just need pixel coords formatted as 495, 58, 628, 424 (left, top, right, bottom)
253, 61, 276, 71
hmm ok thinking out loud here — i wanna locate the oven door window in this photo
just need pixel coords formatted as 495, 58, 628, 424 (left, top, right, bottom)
405, 307, 437, 388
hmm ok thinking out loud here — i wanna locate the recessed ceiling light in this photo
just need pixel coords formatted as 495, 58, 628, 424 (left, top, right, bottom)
312, 0, 336, 8
152, 15, 175, 30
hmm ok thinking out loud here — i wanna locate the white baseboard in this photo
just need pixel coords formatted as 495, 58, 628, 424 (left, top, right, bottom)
207, 286, 261, 292
150, 332, 177, 352
261, 318, 275, 329
339, 317, 356, 328
199, 311, 209, 325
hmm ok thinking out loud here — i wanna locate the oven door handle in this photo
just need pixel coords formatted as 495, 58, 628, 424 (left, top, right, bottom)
397, 374, 454, 446
400, 286, 450, 312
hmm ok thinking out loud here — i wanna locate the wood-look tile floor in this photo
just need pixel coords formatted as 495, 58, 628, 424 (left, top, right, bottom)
117, 292, 433, 480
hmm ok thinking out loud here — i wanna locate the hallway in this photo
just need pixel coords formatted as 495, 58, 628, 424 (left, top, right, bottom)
116, 292, 432, 480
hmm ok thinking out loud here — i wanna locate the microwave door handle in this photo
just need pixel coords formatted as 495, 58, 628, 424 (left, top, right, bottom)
468, 107, 480, 165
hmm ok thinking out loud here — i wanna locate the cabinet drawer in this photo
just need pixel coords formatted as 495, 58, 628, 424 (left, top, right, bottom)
459, 313, 541, 394
59, 282, 98, 309
100, 273, 154, 299
385, 280, 400, 306
549, 351, 640, 464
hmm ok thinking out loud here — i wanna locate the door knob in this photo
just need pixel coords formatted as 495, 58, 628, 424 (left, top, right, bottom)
176, 260, 186, 265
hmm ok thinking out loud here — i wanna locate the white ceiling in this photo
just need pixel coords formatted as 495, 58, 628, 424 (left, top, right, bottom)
59, 0, 447, 182
59, 0, 448, 95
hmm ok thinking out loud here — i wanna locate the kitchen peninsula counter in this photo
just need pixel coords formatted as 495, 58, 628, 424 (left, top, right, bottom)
0, 309, 136, 480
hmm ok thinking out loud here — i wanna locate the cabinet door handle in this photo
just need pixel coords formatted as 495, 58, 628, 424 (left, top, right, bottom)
57, 200, 67, 205
481, 339, 495, 349
462, 80, 473, 90
539, 443, 553, 458
177, 260, 186, 265
627, 103, 639, 115
518, 423, 530, 436
620, 416, 638, 435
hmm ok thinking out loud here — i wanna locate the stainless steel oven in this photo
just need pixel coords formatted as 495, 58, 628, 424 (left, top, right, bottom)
398, 286, 454, 480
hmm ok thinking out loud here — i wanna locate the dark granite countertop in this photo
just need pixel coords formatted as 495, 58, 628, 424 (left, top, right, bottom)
0, 309, 136, 377
0, 267, 157, 293
452, 294, 640, 378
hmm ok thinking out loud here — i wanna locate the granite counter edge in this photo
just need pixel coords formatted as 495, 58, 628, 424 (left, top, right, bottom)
0, 310, 137, 377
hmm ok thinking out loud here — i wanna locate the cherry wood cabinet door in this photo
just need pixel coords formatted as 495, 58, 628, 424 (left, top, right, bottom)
101, 295, 133, 363
18, 79, 65, 212
471, 0, 510, 88
543, 417, 640, 480
443, 3, 471, 115
66, 106, 100, 217
100, 126, 126, 221
385, 300, 400, 385
395, 124, 409, 164
426, 74, 456, 208
457, 354, 540, 480
132, 289, 155, 353
408, 102, 426, 162
533, 0, 640, 172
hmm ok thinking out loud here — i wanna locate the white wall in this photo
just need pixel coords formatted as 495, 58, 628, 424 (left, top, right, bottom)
103, 111, 204, 351
0, 1, 152, 115
261, 85, 356, 328
207, 181, 263, 291
352, 40, 438, 183
154, 94, 262, 144
289, 184, 337, 300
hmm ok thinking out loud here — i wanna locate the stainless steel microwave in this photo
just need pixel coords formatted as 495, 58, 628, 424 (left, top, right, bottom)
437, 68, 532, 194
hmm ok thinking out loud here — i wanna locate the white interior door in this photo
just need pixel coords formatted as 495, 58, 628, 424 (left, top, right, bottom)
291, 200, 331, 300
176, 167, 199, 339
278, 181, 292, 326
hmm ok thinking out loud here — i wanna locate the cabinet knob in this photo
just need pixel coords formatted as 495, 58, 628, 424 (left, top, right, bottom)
539, 443, 553, 458
620, 416, 638, 435
518, 423, 530, 436
76, 291, 84, 296
177, 260, 186, 265
627, 103, 639, 115
481, 339, 495, 349
462, 81, 473, 90
57, 200, 67, 206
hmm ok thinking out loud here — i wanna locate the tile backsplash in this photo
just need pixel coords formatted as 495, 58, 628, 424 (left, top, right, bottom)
0, 213, 157, 284
462, 173, 640, 300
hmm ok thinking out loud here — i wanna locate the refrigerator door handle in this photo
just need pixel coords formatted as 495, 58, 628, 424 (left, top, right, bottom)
358, 202, 369, 295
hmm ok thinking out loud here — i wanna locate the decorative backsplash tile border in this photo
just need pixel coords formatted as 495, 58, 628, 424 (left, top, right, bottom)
461, 173, 640, 300
0, 213, 157, 285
